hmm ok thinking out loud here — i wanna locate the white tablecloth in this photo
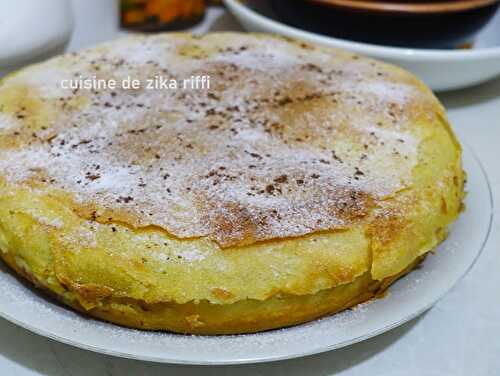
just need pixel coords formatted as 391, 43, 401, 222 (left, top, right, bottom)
0, 1, 498, 375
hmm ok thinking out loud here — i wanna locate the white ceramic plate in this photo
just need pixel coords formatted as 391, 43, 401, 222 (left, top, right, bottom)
0, 144, 492, 365
0, 0, 74, 77
223, 0, 500, 92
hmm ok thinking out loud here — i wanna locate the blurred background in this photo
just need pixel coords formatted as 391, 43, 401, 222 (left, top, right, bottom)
0, 2, 499, 375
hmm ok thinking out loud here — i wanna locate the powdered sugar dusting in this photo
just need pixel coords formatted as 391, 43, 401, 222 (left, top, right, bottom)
0, 113, 18, 131
0, 33, 433, 247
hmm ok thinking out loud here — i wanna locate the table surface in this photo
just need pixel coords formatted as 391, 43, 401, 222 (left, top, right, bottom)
1, 1, 499, 375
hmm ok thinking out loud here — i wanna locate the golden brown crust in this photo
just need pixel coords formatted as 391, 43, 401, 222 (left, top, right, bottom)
0, 246, 423, 334
0, 33, 465, 334
0, 33, 440, 247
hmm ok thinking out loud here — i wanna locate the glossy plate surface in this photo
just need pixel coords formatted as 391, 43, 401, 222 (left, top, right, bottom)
0, 144, 492, 365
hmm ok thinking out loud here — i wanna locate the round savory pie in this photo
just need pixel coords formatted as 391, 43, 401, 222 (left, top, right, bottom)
0, 33, 464, 334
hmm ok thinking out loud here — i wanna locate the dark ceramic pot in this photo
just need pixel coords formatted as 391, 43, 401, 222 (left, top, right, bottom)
269, 0, 500, 48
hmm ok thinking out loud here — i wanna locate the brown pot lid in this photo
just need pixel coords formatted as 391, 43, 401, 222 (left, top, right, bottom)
308, 0, 500, 14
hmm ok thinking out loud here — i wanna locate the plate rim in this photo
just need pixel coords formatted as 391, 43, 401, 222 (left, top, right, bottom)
223, 0, 500, 61
0, 143, 494, 365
